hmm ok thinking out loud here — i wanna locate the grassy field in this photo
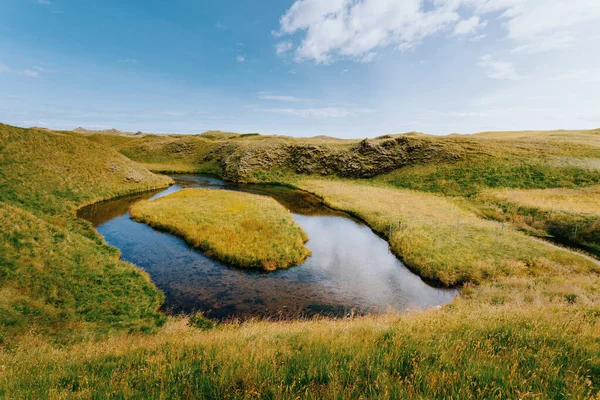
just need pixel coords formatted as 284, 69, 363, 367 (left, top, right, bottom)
0, 124, 172, 343
296, 179, 599, 287
2, 124, 600, 398
477, 186, 600, 255
130, 188, 310, 270
2, 305, 599, 399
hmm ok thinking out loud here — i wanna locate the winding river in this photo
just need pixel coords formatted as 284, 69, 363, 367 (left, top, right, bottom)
79, 175, 457, 320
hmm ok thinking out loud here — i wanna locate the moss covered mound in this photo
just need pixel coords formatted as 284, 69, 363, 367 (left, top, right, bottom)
130, 188, 311, 270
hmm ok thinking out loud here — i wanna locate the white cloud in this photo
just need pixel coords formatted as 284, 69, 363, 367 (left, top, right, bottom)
0, 64, 10, 73
478, 55, 520, 80
277, 0, 460, 64
257, 92, 303, 102
276, 41, 293, 56
20, 69, 40, 78
34, 66, 55, 73
453, 16, 487, 36
260, 107, 373, 118
236, 55, 246, 62
439, 0, 600, 52
278, 0, 600, 63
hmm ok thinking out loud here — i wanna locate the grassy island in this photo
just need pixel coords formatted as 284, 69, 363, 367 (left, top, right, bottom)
129, 188, 311, 270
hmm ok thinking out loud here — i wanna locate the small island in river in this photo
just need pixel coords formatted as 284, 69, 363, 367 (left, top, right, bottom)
129, 188, 311, 270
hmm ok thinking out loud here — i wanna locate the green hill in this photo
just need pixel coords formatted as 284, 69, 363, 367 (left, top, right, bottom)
89, 128, 600, 195
0, 124, 172, 343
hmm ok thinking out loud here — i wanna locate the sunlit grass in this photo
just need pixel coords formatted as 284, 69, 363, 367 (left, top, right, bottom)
477, 186, 600, 255
130, 188, 310, 270
297, 179, 599, 286
2, 304, 599, 399
0, 123, 171, 342
483, 186, 600, 215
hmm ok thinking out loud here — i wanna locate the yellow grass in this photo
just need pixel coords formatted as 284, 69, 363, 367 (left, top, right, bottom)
297, 179, 599, 285
130, 188, 310, 270
3, 303, 600, 399
473, 128, 600, 148
484, 186, 600, 216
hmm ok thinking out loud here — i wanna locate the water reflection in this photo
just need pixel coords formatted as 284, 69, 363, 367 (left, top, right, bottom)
79, 175, 457, 320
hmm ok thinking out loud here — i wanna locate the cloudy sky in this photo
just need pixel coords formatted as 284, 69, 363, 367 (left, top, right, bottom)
0, 0, 599, 137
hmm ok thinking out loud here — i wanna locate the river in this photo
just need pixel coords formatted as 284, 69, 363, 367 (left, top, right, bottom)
78, 175, 457, 320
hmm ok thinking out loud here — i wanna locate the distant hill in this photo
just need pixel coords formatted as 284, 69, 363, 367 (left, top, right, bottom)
73, 127, 145, 136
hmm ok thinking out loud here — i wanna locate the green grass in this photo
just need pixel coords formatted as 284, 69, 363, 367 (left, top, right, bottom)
375, 160, 600, 197
0, 203, 165, 344
0, 124, 172, 218
130, 188, 310, 270
477, 186, 600, 255
0, 123, 172, 343
2, 124, 600, 398
2, 306, 599, 399
297, 179, 599, 286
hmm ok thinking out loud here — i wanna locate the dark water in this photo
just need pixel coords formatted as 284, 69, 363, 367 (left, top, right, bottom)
79, 175, 457, 320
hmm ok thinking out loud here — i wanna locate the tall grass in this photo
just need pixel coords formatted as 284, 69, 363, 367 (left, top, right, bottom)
130, 188, 310, 270
2, 305, 599, 399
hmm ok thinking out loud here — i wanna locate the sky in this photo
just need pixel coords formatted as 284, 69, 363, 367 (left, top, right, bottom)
0, 0, 599, 138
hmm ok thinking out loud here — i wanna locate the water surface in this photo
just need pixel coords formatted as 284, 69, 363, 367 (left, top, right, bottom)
79, 175, 457, 319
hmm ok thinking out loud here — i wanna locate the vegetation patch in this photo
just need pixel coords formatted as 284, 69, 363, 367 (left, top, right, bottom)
376, 160, 600, 197
297, 179, 598, 286
0, 123, 171, 342
130, 188, 311, 270
2, 306, 600, 399
478, 186, 600, 255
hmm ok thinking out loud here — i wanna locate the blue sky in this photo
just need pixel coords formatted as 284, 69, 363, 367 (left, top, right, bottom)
1, 0, 599, 138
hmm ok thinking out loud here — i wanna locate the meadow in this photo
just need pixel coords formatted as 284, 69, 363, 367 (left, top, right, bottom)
0, 124, 172, 344
296, 179, 599, 286
130, 188, 310, 270
477, 186, 600, 256
1, 123, 600, 398
3, 305, 599, 399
